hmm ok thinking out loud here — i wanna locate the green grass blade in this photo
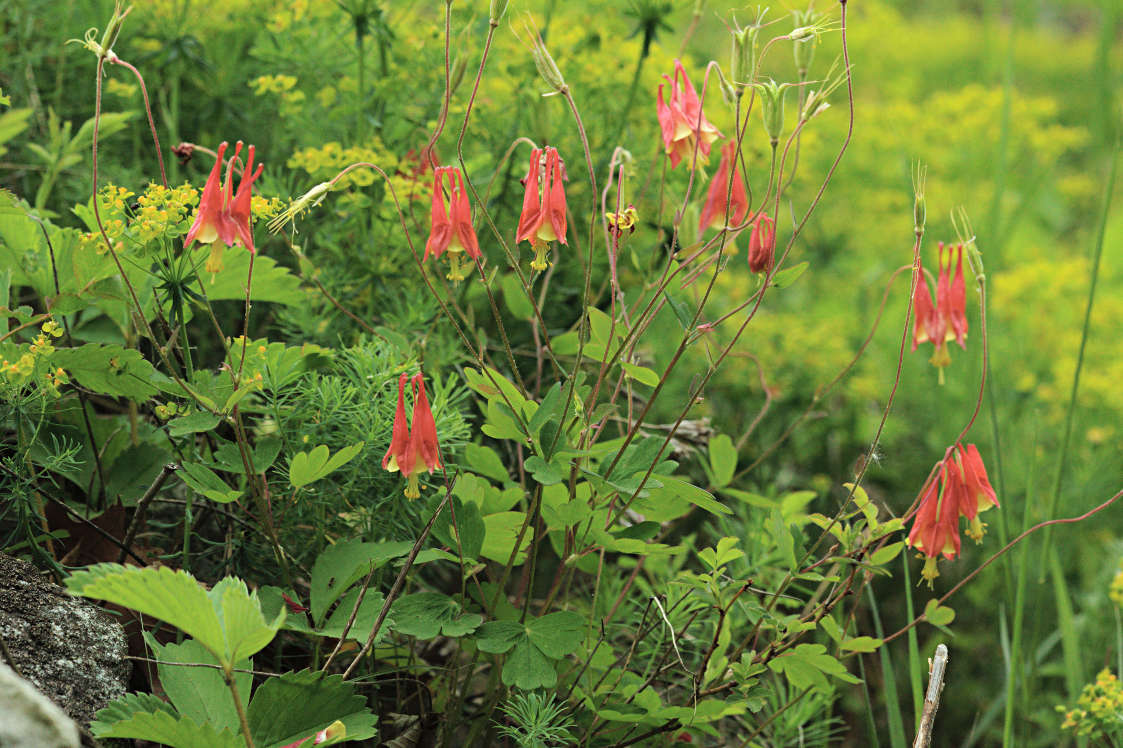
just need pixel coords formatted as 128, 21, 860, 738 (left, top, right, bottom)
867, 584, 907, 748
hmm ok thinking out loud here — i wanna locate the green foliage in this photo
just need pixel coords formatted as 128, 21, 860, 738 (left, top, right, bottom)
66, 565, 283, 666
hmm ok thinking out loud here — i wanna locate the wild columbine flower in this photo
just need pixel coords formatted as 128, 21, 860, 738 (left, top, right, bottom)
424, 166, 481, 283
907, 442, 999, 585
517, 146, 568, 272
657, 59, 722, 169
699, 140, 748, 234
911, 242, 968, 382
382, 371, 442, 500
184, 141, 264, 274
747, 212, 775, 273
953, 442, 999, 542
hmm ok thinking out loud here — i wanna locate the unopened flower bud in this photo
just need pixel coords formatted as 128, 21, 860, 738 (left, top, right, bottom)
489, 0, 509, 26
716, 67, 737, 106
756, 80, 787, 145
730, 24, 758, 88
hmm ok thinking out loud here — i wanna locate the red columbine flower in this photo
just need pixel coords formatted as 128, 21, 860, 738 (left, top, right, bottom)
952, 443, 998, 542
382, 373, 411, 475
424, 166, 481, 283
657, 59, 722, 169
747, 212, 775, 274
911, 242, 968, 383
907, 442, 999, 585
381, 371, 442, 500
699, 140, 748, 234
184, 141, 264, 273
517, 146, 568, 272
907, 458, 963, 587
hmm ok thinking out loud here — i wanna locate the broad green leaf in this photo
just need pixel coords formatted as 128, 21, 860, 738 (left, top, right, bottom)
525, 455, 564, 486
525, 611, 584, 658
91, 700, 243, 748
246, 670, 377, 748
289, 442, 364, 488
463, 443, 508, 482
869, 542, 904, 566
657, 475, 731, 516
167, 411, 222, 437
924, 599, 955, 626
771, 508, 797, 570
261, 586, 386, 644
52, 344, 159, 401
210, 577, 284, 665
620, 362, 660, 387
309, 539, 412, 625
480, 511, 531, 564
841, 636, 884, 653
67, 565, 226, 662
143, 635, 250, 734
473, 621, 525, 653
770, 261, 809, 288
179, 462, 241, 503
390, 592, 482, 639
501, 272, 534, 319
193, 247, 304, 305
767, 643, 861, 694
66, 564, 282, 666
502, 639, 559, 690
708, 434, 738, 488
819, 615, 843, 643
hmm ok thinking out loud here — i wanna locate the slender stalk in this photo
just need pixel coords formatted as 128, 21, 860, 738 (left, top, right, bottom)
1039, 143, 1118, 564
224, 665, 255, 748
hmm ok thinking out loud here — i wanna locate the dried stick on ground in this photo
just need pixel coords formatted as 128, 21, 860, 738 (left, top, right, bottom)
913, 643, 949, 748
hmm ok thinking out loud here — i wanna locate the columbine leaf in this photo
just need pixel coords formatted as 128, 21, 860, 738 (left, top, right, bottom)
390, 592, 482, 639
289, 442, 364, 489
309, 539, 412, 625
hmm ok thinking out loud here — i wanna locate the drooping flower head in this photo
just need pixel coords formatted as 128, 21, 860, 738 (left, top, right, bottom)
656, 59, 722, 169
906, 442, 999, 585
184, 141, 264, 273
952, 443, 998, 542
424, 166, 480, 283
517, 146, 568, 272
699, 140, 749, 234
907, 459, 963, 586
911, 242, 969, 382
381, 370, 442, 500
747, 212, 775, 274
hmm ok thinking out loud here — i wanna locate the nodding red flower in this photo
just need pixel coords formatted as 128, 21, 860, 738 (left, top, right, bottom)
911, 242, 969, 382
516, 146, 568, 272
907, 458, 963, 586
381, 373, 411, 474
747, 212, 775, 274
699, 140, 748, 234
381, 371, 442, 500
953, 443, 998, 542
184, 141, 264, 273
424, 166, 480, 283
907, 442, 999, 585
656, 59, 722, 170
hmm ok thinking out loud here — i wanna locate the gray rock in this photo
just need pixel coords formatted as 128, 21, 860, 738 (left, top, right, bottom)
0, 661, 81, 747
0, 554, 130, 727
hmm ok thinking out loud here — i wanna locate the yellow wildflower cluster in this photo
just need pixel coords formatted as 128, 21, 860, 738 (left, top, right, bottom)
1058, 669, 1123, 740
0, 319, 67, 391
1110, 562, 1123, 607
78, 182, 200, 255
288, 141, 398, 189
250, 75, 306, 117
265, 0, 335, 34
105, 78, 137, 99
